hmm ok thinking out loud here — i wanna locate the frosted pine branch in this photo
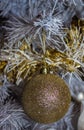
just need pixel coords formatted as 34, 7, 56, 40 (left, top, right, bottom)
0, 100, 31, 130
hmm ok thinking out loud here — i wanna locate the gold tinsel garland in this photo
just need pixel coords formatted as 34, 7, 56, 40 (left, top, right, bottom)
0, 18, 84, 86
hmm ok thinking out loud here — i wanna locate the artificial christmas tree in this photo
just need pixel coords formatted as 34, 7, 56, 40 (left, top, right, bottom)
0, 0, 84, 130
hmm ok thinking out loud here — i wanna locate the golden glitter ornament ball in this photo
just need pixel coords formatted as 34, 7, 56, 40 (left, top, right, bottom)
22, 74, 71, 124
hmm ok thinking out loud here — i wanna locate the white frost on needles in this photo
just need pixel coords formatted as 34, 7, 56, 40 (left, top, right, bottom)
5, 14, 65, 50
34, 16, 64, 36
34, 15, 65, 49
0, 76, 12, 105
0, 100, 31, 130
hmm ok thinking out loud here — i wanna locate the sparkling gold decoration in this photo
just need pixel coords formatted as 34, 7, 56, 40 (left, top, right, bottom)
0, 19, 84, 85
0, 61, 7, 86
22, 74, 71, 123
0, 61, 7, 72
